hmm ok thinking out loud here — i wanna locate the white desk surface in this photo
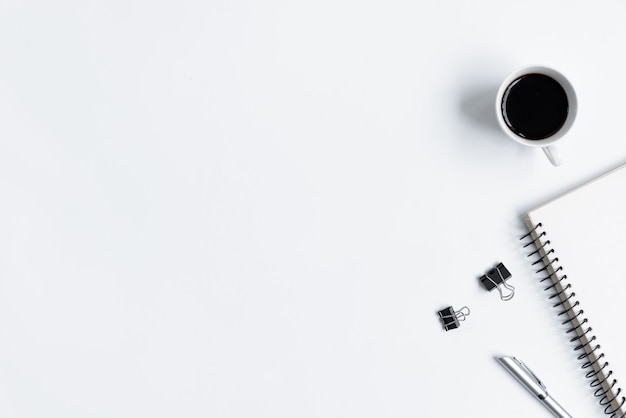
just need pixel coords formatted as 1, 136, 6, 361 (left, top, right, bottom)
2, 1, 626, 417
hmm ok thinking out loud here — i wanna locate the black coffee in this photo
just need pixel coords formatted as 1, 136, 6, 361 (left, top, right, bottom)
501, 73, 568, 140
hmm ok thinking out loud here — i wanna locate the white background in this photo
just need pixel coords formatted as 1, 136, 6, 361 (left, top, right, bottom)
1, 1, 626, 417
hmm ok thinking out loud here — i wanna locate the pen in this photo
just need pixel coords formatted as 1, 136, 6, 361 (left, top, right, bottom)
496, 356, 573, 418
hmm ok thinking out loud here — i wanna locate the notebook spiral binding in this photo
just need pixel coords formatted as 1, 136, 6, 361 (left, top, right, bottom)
522, 222, 626, 418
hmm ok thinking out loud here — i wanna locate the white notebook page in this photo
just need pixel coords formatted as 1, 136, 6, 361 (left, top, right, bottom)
525, 164, 626, 417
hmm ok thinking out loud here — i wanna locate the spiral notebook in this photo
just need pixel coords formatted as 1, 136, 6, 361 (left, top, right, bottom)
523, 164, 626, 417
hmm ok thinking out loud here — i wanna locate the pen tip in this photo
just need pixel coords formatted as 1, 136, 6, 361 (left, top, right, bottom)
495, 355, 513, 364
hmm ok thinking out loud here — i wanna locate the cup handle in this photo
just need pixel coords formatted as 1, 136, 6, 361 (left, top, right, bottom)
542, 145, 563, 166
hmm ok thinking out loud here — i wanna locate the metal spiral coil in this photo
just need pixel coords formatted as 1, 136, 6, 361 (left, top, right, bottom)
522, 223, 626, 417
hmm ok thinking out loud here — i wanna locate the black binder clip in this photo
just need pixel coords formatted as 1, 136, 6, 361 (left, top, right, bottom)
480, 262, 515, 301
437, 305, 470, 331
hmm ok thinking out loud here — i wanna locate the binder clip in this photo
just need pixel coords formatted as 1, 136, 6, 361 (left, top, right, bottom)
437, 305, 470, 331
480, 262, 515, 301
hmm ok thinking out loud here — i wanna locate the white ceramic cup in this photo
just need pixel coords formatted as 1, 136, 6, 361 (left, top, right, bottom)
495, 66, 577, 166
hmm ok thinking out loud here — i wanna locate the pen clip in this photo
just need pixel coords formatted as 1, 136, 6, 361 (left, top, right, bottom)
513, 357, 547, 391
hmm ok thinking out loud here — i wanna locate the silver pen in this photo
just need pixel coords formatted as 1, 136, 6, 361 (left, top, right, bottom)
496, 356, 573, 418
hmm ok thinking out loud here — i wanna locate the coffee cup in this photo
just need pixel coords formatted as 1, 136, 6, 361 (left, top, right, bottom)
495, 66, 577, 166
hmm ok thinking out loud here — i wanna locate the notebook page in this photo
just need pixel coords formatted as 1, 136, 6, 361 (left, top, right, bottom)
526, 164, 626, 417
